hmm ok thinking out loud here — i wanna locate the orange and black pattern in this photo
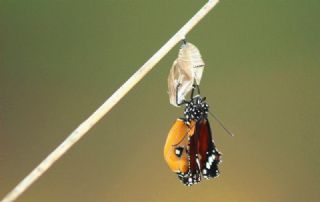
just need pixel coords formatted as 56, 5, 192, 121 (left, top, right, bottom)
164, 96, 221, 186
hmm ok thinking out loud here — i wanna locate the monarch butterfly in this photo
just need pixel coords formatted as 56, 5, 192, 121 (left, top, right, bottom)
168, 41, 205, 107
164, 91, 222, 186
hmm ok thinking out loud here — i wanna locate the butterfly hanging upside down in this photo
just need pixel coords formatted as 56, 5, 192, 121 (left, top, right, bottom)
164, 87, 222, 186
164, 40, 233, 186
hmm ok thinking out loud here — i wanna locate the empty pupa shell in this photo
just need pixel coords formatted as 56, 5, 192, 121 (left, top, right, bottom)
168, 42, 205, 107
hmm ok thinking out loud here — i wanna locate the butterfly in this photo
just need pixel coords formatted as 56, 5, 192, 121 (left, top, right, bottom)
164, 94, 222, 186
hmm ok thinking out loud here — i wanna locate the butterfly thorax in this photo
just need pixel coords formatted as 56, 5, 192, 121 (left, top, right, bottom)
183, 96, 209, 124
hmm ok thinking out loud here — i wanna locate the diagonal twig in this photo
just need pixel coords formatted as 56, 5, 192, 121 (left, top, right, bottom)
1, 1, 220, 201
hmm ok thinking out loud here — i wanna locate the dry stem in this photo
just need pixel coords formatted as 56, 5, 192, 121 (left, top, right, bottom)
1, 1, 220, 201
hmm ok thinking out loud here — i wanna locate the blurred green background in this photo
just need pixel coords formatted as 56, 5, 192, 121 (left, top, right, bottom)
1, 0, 320, 201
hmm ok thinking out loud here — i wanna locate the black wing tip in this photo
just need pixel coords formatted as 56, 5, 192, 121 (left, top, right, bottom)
201, 148, 222, 179
202, 164, 220, 179
177, 171, 201, 186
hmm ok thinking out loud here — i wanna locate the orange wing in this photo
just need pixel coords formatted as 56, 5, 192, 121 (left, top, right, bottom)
164, 119, 195, 174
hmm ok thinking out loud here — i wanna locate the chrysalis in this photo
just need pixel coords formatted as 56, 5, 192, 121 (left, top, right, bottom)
168, 41, 205, 107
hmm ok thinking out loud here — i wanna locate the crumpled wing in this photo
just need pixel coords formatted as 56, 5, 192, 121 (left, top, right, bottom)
164, 119, 189, 174
197, 118, 221, 179
167, 42, 205, 107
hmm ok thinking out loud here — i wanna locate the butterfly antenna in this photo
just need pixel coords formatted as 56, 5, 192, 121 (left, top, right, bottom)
209, 111, 234, 137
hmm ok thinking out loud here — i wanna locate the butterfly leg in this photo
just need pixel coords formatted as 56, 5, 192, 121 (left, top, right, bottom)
190, 83, 201, 99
